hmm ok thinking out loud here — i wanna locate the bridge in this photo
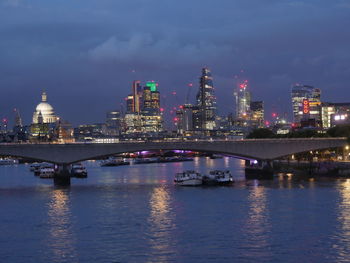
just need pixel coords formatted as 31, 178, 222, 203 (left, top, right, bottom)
0, 138, 347, 164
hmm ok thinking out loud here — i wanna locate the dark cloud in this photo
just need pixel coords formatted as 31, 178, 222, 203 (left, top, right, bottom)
0, 0, 350, 125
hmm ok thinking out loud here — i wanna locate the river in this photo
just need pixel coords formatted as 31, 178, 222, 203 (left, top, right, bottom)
1, 157, 350, 262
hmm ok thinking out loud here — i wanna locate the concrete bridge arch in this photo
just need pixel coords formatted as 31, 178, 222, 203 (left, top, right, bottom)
0, 138, 347, 164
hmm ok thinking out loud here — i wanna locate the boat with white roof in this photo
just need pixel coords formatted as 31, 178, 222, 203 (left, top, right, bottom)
203, 170, 233, 185
174, 170, 203, 186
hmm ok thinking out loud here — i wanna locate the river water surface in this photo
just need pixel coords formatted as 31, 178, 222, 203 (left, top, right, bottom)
1, 157, 350, 262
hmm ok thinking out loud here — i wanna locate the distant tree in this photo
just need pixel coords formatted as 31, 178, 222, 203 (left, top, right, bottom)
246, 128, 275, 139
287, 129, 325, 138
327, 125, 350, 142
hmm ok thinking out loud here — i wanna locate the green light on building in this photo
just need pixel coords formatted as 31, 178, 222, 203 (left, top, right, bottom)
146, 81, 157, 92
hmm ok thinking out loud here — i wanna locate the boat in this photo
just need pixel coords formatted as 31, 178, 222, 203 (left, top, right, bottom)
0, 158, 18, 165
174, 170, 203, 186
71, 163, 87, 178
30, 163, 41, 172
209, 154, 223, 159
39, 167, 55, 179
134, 157, 159, 164
158, 157, 194, 163
203, 170, 233, 185
33, 163, 54, 176
100, 157, 130, 167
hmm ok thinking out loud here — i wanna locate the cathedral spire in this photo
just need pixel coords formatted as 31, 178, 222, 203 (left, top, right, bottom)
42, 91, 47, 102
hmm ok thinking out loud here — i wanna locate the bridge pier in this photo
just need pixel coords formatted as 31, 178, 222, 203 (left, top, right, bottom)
54, 164, 71, 186
245, 159, 274, 180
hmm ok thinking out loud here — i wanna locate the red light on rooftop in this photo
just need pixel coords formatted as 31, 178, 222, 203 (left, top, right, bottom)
272, 113, 277, 118
160, 108, 164, 112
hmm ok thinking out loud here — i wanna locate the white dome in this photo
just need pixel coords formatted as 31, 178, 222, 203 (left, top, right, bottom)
32, 92, 58, 124
36, 102, 54, 113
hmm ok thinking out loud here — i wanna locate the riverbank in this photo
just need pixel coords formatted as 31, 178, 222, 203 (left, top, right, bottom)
273, 160, 350, 177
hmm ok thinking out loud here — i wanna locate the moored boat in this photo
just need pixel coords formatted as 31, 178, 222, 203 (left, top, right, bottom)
33, 163, 54, 176
134, 157, 159, 164
39, 167, 55, 179
71, 163, 88, 178
0, 158, 18, 165
100, 157, 130, 167
30, 163, 41, 172
158, 157, 194, 163
203, 170, 233, 185
174, 170, 203, 186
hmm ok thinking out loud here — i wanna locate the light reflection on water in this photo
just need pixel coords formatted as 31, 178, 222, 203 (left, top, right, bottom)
335, 179, 350, 262
147, 186, 176, 262
241, 182, 271, 260
46, 189, 77, 262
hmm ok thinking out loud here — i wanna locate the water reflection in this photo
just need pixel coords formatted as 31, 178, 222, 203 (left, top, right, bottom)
335, 179, 350, 261
242, 183, 271, 259
47, 189, 77, 262
147, 186, 176, 262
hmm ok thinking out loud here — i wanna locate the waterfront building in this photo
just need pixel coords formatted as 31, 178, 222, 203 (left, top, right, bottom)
106, 111, 123, 136
196, 68, 217, 132
74, 123, 107, 141
55, 120, 74, 143
250, 101, 264, 128
321, 102, 350, 128
291, 85, 321, 126
234, 80, 251, 120
124, 113, 140, 134
32, 92, 58, 124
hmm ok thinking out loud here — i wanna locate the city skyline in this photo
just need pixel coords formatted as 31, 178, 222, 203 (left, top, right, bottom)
1, 0, 350, 125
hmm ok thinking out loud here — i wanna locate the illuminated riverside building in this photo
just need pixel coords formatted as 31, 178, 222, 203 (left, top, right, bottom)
106, 111, 122, 136
250, 101, 264, 128
132, 80, 142, 113
291, 85, 321, 126
140, 82, 163, 133
196, 68, 217, 132
234, 80, 251, 121
123, 81, 163, 134
321, 102, 350, 128
55, 120, 74, 143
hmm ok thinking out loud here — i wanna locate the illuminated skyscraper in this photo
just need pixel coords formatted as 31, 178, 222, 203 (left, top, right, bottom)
106, 111, 122, 136
141, 81, 162, 133
196, 68, 217, 131
291, 85, 321, 125
234, 80, 251, 120
132, 80, 142, 113
175, 104, 195, 135
126, 95, 134, 113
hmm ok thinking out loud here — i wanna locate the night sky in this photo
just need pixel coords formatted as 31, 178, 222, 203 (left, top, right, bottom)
1, 0, 350, 126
